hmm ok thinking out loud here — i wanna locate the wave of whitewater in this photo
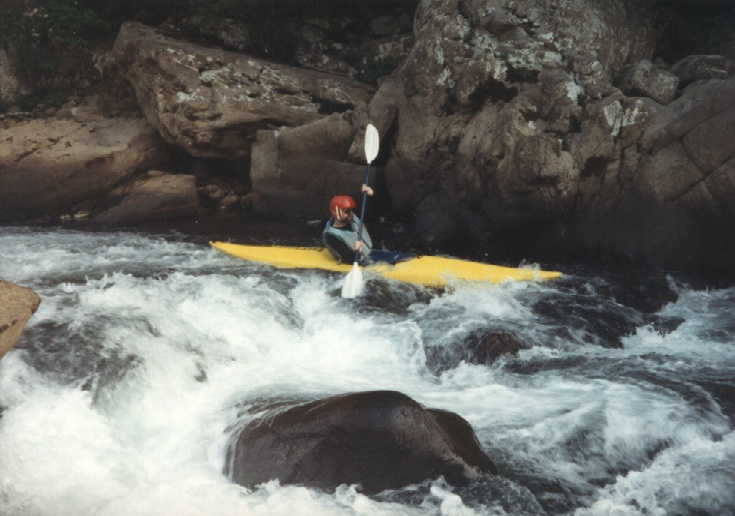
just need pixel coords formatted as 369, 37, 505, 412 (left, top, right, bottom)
0, 227, 733, 516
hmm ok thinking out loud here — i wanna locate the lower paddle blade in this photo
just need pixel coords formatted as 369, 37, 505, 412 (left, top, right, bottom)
341, 262, 363, 298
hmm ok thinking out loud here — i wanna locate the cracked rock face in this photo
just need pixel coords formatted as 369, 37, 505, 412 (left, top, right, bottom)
112, 22, 375, 159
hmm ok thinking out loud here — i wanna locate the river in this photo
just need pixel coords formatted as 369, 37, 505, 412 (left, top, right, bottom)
1, 225, 733, 516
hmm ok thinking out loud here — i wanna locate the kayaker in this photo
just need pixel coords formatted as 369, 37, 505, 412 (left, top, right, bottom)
323, 185, 374, 264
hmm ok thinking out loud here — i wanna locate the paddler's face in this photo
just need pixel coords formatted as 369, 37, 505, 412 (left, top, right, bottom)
335, 207, 352, 222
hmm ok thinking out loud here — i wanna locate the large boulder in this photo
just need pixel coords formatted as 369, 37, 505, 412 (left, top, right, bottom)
229, 390, 496, 494
0, 281, 40, 360
0, 112, 170, 222
111, 22, 375, 159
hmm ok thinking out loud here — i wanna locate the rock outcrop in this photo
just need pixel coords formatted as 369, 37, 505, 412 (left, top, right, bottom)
0, 111, 170, 222
0, 281, 40, 360
365, 0, 735, 270
229, 390, 496, 494
111, 22, 375, 159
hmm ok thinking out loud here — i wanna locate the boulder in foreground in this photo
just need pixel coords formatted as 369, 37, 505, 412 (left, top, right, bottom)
229, 390, 496, 494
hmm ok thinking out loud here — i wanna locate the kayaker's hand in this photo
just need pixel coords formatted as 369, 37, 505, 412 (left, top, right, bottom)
361, 184, 374, 196
353, 240, 365, 251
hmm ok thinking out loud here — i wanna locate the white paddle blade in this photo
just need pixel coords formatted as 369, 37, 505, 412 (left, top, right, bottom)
341, 262, 364, 298
364, 123, 380, 165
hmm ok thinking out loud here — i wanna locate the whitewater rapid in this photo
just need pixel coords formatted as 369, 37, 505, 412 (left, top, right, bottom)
0, 227, 733, 516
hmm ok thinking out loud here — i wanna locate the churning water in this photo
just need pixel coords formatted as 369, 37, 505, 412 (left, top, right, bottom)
1, 226, 733, 516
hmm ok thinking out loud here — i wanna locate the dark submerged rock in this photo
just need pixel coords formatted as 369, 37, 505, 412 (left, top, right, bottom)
464, 331, 526, 365
533, 295, 640, 349
425, 330, 527, 375
229, 390, 496, 494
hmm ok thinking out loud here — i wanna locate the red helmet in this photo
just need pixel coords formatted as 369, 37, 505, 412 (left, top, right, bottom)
329, 195, 356, 217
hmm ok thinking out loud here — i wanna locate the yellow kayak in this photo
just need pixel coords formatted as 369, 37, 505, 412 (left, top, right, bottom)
210, 241, 561, 287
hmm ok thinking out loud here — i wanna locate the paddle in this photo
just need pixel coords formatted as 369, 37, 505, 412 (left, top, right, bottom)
341, 123, 380, 299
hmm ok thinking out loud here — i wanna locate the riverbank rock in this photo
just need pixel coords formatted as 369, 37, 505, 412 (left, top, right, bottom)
0, 281, 40, 360
0, 113, 170, 222
229, 390, 496, 494
111, 22, 375, 159
90, 172, 199, 225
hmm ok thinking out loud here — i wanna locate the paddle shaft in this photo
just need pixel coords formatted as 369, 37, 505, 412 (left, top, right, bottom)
341, 123, 379, 299
355, 164, 370, 245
